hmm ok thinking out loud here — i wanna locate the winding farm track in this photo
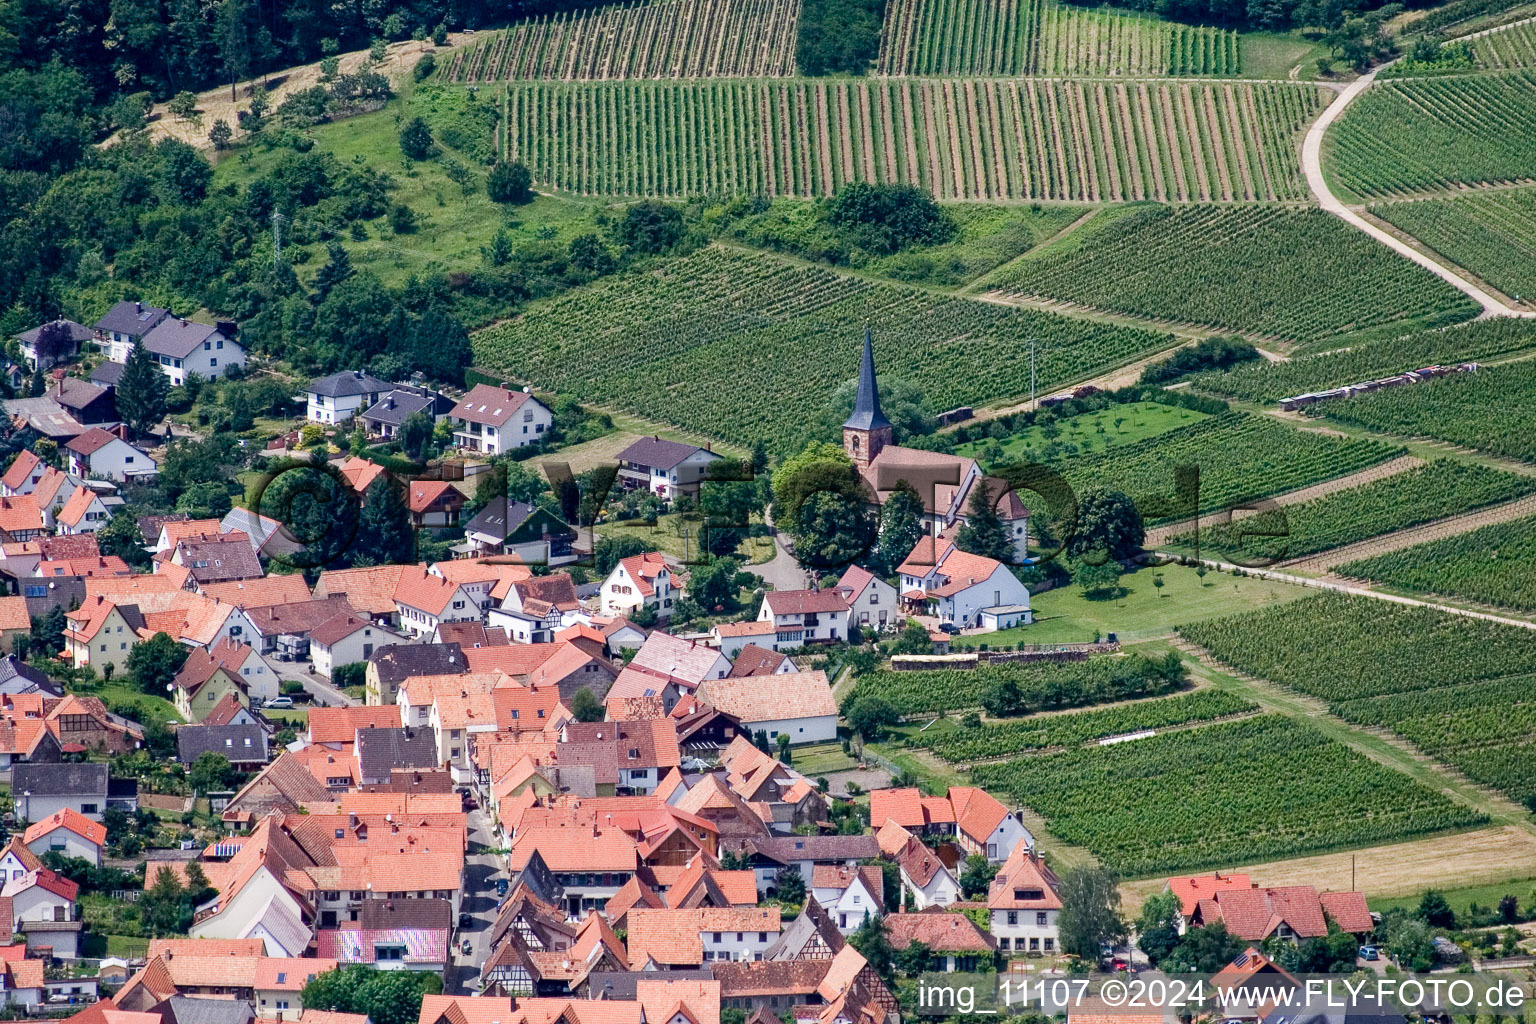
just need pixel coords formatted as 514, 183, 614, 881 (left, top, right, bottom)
1303, 67, 1536, 318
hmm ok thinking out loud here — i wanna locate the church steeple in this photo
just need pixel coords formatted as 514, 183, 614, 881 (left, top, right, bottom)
843, 327, 892, 470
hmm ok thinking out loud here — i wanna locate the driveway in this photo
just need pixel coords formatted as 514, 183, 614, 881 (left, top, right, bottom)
445, 806, 506, 995
753, 511, 813, 591
268, 660, 356, 708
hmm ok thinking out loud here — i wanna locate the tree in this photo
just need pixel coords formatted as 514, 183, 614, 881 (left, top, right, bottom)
1498, 894, 1519, 924
700, 459, 761, 559
1136, 889, 1181, 965
794, 490, 874, 570
176, 480, 233, 519
888, 619, 931, 655
893, 938, 931, 976
1056, 866, 1126, 961
845, 695, 898, 741
776, 732, 791, 763
141, 865, 190, 935
955, 479, 1015, 562
312, 241, 354, 300
396, 410, 433, 461
208, 118, 232, 149
980, 676, 1023, 717
848, 914, 893, 981
569, 688, 604, 723
1162, 921, 1242, 973
32, 321, 76, 368
688, 556, 742, 613
30, 606, 66, 657
960, 854, 997, 898
1417, 890, 1456, 928
822, 181, 957, 255
356, 478, 414, 567
486, 161, 533, 203
127, 632, 191, 696
1384, 916, 1435, 972
300, 965, 444, 1024
875, 482, 924, 575
190, 751, 234, 793
168, 90, 198, 120
117, 341, 170, 438
568, 233, 615, 274
399, 117, 434, 160
1074, 560, 1122, 598
775, 866, 806, 904
616, 201, 684, 254
1068, 488, 1144, 561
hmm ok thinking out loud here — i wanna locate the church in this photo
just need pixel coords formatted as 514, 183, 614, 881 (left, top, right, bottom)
842, 331, 1031, 564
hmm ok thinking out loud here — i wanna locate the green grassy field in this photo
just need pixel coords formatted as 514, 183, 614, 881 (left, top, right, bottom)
595, 513, 775, 565
86, 683, 183, 725
212, 82, 612, 299
1239, 29, 1332, 78
1369, 876, 1536, 918
955, 400, 1211, 468
955, 562, 1310, 646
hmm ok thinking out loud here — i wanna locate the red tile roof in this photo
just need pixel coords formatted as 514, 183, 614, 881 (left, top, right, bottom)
762, 589, 849, 616
22, 808, 106, 847
884, 912, 994, 953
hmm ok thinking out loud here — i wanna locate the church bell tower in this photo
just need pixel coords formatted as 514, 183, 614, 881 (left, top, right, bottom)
842, 328, 892, 471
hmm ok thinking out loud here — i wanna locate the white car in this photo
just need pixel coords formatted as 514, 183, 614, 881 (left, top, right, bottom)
263, 696, 295, 709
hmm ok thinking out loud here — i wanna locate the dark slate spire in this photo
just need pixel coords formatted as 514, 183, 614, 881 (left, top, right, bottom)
843, 327, 891, 432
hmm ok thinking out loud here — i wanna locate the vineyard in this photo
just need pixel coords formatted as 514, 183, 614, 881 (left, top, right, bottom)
1189, 460, 1536, 562
1314, 362, 1536, 464
989, 205, 1479, 343
500, 79, 1325, 201
842, 651, 1185, 718
1372, 189, 1536, 303
1180, 594, 1536, 803
1337, 513, 1536, 614
472, 246, 1177, 452
1472, 18, 1536, 68
875, 0, 1238, 76
1191, 317, 1536, 402
971, 714, 1488, 876
442, 0, 799, 80
922, 689, 1258, 762
1329, 71, 1536, 198
1027, 411, 1396, 524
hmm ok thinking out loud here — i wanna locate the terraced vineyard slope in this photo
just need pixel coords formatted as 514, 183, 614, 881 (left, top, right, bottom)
1315, 361, 1536, 463
1329, 70, 1536, 198
502, 79, 1325, 201
1192, 317, 1536, 402
1337, 513, 1536, 613
1181, 593, 1536, 804
473, 246, 1177, 452
876, 0, 1238, 76
1471, 18, 1536, 68
990, 204, 1480, 343
444, 0, 800, 80
1372, 189, 1536, 303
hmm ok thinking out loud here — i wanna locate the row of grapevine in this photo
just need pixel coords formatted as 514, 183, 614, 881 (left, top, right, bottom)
1372, 188, 1536, 303
471, 246, 1176, 453
875, 0, 1237, 76
442, 0, 799, 81
501, 79, 1325, 201
1472, 18, 1536, 68
1187, 459, 1536, 562
1180, 593, 1536, 803
1191, 317, 1536, 402
922, 689, 1258, 762
842, 652, 1185, 717
990, 204, 1480, 343
1337, 514, 1536, 614
1314, 361, 1536, 464
1047, 410, 1404, 522
972, 714, 1488, 877
1330, 70, 1536, 198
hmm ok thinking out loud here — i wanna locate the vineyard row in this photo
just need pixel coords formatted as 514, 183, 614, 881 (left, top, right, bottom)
501, 78, 1326, 202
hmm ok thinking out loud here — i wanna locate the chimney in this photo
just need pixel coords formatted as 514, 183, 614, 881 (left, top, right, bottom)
134, 302, 141, 314
354, 370, 364, 380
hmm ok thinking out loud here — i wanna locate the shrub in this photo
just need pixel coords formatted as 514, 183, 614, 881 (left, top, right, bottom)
486, 161, 532, 203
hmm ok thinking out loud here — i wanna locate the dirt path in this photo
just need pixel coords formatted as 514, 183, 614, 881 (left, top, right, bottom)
1302, 63, 1536, 318
1282, 491, 1536, 572
1142, 454, 1424, 548
974, 291, 1290, 348
107, 36, 464, 152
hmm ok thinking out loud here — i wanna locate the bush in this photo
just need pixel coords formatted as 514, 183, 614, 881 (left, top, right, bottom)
281, 680, 306, 696
796, 0, 884, 74
1140, 337, 1262, 386
486, 161, 533, 203
414, 52, 436, 80
822, 182, 957, 255
399, 117, 434, 160
332, 662, 367, 689
617, 201, 684, 253
390, 203, 417, 234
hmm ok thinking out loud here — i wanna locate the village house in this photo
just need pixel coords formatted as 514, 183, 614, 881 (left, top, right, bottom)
897, 537, 1032, 631
176, 724, 270, 772
881, 824, 960, 911
139, 316, 245, 384
408, 480, 467, 529
4, 866, 81, 958
757, 590, 851, 647
835, 566, 900, 634
987, 843, 1062, 956
92, 301, 168, 361
22, 809, 105, 866
461, 498, 576, 565
810, 865, 885, 934
16, 319, 92, 370
1172, 875, 1375, 942
869, 786, 1031, 863
64, 428, 156, 483
509, 827, 641, 917
614, 437, 723, 501
309, 613, 403, 681
360, 382, 452, 438
626, 907, 781, 967
54, 488, 116, 535
13, 763, 111, 822
449, 383, 553, 455
885, 912, 994, 972
305, 371, 395, 425
599, 551, 682, 620
490, 574, 586, 644
695, 671, 838, 745
394, 568, 482, 640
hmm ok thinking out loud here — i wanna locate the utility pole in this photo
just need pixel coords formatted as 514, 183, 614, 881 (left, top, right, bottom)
272, 210, 285, 265
1030, 338, 1037, 411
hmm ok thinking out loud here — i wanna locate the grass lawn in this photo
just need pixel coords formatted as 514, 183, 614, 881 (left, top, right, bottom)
595, 513, 774, 565
263, 708, 311, 727
1239, 29, 1332, 79
790, 742, 857, 775
106, 935, 150, 958
960, 562, 1310, 646
85, 683, 183, 725
955, 401, 1211, 468
211, 82, 614, 308
1367, 876, 1536, 919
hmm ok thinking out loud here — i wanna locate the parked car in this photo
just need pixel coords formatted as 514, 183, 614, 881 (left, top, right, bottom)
459, 912, 472, 929
1358, 945, 1379, 961
495, 878, 509, 897
938, 622, 960, 635
461, 939, 473, 956
263, 696, 294, 709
